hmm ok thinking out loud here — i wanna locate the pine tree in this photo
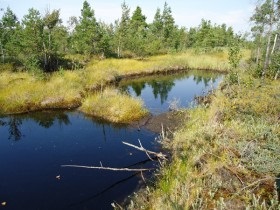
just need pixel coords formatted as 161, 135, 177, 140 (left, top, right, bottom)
161, 2, 177, 49
0, 7, 19, 63
115, 2, 130, 57
128, 6, 148, 57
20, 8, 44, 71
145, 8, 164, 54
72, 1, 100, 55
42, 9, 61, 71
151, 8, 163, 38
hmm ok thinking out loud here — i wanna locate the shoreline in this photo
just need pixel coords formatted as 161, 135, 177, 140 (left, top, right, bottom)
0, 66, 224, 117
123, 71, 280, 209
0, 50, 232, 118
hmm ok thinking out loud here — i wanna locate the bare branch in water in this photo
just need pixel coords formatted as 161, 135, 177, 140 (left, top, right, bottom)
61, 164, 152, 172
122, 140, 167, 160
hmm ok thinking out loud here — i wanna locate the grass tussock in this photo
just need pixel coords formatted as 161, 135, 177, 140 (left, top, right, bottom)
124, 70, 280, 209
80, 88, 148, 123
0, 71, 83, 114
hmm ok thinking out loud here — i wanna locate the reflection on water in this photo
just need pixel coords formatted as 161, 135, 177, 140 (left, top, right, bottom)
0, 117, 23, 141
120, 70, 222, 114
150, 80, 175, 104
0, 112, 158, 210
0, 70, 223, 209
0, 112, 71, 141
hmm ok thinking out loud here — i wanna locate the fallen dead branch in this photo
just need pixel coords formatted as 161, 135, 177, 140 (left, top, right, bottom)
61, 164, 151, 172
122, 140, 167, 160
61, 140, 166, 172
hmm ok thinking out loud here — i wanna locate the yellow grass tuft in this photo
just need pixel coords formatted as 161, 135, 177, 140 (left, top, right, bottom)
80, 88, 148, 123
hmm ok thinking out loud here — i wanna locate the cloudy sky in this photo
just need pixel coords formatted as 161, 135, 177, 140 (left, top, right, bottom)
0, 0, 255, 33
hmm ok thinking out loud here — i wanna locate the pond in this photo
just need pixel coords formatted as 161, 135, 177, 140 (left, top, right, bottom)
0, 70, 222, 210
120, 70, 222, 114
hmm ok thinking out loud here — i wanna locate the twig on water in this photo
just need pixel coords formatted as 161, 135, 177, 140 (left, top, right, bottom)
61, 164, 152, 172
122, 140, 167, 160
61, 140, 166, 173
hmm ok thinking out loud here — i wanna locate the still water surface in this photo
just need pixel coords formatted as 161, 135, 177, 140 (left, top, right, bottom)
0, 70, 222, 210
120, 70, 222, 114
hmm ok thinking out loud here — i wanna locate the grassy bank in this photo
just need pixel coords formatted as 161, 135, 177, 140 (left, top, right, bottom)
125, 69, 280, 209
79, 88, 148, 123
0, 50, 233, 121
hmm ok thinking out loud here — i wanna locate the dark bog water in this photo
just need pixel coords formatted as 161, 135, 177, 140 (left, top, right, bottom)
0, 112, 158, 210
120, 70, 222, 114
0, 70, 222, 210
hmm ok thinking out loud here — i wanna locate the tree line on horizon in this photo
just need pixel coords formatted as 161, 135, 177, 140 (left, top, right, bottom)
0, 1, 242, 72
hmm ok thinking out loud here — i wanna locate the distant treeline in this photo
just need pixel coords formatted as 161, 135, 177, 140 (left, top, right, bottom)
0, 1, 242, 72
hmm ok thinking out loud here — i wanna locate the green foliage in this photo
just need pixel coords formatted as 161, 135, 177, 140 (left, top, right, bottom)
114, 2, 131, 58
228, 40, 242, 69
189, 19, 236, 50
23, 55, 41, 73
19, 8, 44, 70
226, 70, 239, 85
227, 40, 242, 84
0, 7, 20, 62
162, 2, 176, 47
71, 1, 100, 55
0, 1, 243, 71
250, 0, 280, 78
2, 7, 65, 72
126, 6, 148, 57
268, 51, 280, 78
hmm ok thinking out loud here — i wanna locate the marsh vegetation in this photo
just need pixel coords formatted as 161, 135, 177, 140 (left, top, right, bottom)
0, 0, 279, 209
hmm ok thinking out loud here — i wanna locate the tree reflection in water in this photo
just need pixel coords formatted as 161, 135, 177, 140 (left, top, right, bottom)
122, 77, 176, 105
149, 80, 175, 104
131, 82, 146, 96
8, 117, 23, 140
121, 71, 221, 105
193, 75, 217, 87
0, 112, 70, 141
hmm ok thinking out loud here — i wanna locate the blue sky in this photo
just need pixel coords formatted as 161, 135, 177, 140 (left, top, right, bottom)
0, 0, 254, 33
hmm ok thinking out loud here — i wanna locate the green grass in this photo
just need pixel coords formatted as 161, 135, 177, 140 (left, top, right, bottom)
79, 88, 148, 123
124, 68, 280, 209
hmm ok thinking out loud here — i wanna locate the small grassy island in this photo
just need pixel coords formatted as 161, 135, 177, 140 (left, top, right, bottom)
0, 0, 279, 209
80, 88, 148, 123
